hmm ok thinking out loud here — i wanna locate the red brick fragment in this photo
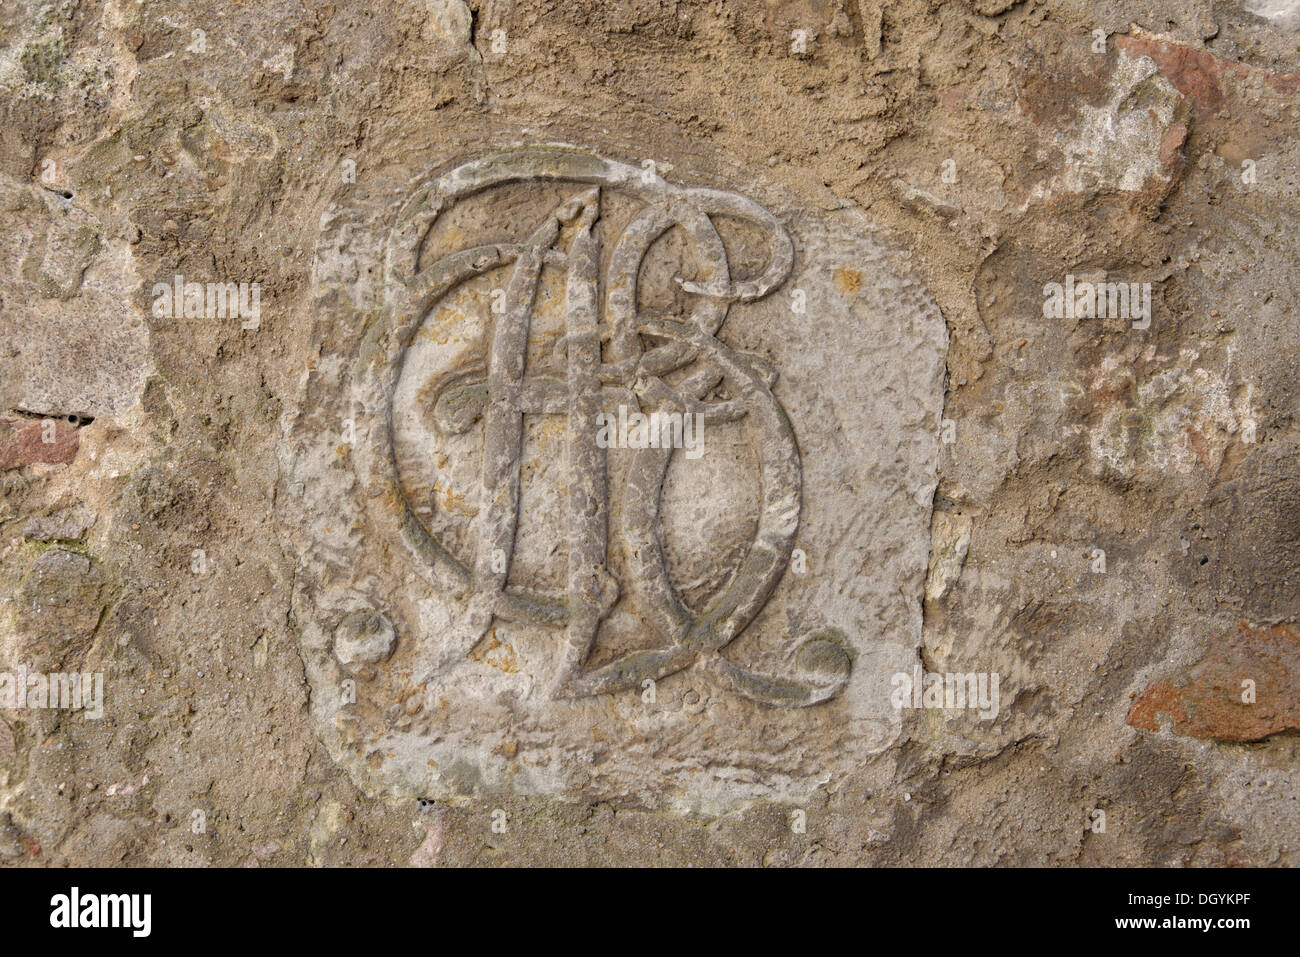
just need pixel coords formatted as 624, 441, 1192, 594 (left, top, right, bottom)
1115, 33, 1300, 116
0, 417, 79, 470
1127, 622, 1300, 742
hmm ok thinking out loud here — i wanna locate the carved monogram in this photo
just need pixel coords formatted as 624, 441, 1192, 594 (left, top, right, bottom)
361, 148, 850, 707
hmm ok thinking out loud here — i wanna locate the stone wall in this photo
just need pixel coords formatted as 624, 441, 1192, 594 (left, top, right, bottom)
0, 0, 1296, 866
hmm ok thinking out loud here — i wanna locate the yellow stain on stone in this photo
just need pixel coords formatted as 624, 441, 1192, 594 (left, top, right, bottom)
434, 480, 475, 516
469, 629, 520, 674
834, 266, 862, 294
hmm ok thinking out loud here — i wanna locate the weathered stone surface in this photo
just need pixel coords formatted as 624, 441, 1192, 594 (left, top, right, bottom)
332, 609, 397, 671
0, 0, 1297, 867
0, 813, 27, 859
23, 504, 94, 541
286, 147, 945, 809
10, 547, 105, 669
926, 510, 972, 603
0, 179, 152, 420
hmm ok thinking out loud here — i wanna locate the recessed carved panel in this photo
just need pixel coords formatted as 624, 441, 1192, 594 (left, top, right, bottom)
287, 146, 947, 809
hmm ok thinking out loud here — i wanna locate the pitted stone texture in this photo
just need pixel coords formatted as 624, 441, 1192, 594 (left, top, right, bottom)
282, 146, 946, 811
8, 547, 105, 670
1244, 0, 1300, 29
23, 505, 94, 541
0, 176, 151, 420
